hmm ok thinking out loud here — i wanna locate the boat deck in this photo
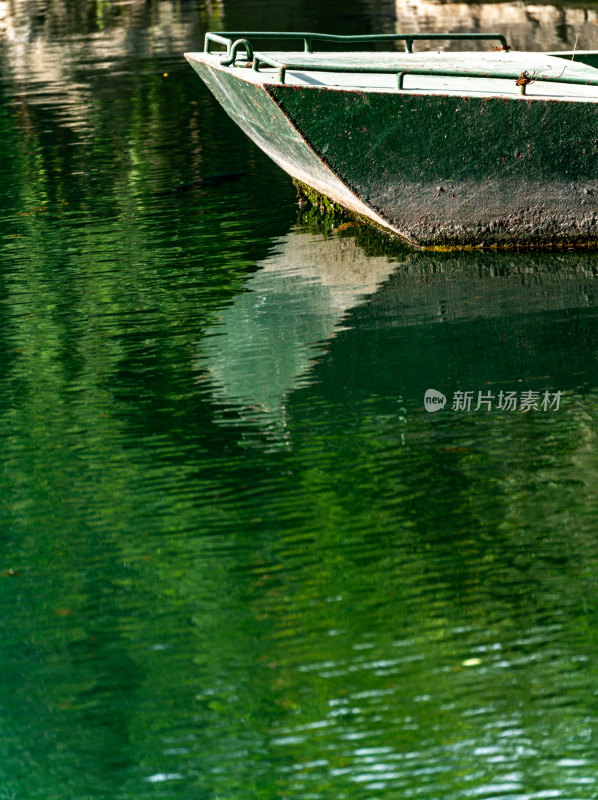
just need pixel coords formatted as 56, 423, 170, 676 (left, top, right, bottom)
188, 49, 598, 102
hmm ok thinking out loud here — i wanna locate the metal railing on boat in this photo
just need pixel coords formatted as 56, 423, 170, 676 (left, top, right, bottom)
202, 31, 598, 95
204, 31, 511, 65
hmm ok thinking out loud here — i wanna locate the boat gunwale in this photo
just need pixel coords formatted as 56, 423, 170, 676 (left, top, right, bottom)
251, 50, 598, 90
185, 50, 598, 103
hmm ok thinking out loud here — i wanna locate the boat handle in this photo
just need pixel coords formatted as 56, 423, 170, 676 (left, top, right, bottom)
220, 38, 254, 66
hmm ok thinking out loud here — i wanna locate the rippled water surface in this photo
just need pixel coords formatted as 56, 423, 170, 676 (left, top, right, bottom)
1, 1, 598, 798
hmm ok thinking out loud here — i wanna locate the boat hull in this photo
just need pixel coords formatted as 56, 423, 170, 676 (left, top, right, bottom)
188, 57, 598, 249
189, 60, 395, 231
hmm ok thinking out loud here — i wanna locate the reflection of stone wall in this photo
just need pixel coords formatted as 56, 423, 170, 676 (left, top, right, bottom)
0, 2, 9, 37
394, 0, 598, 51
0, 0, 210, 46
0, 0, 218, 41
0, 0, 211, 131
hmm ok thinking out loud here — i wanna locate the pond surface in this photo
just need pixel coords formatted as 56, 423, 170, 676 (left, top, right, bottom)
1, 1, 598, 798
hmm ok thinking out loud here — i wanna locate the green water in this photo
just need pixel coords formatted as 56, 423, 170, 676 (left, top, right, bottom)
1, 1, 598, 798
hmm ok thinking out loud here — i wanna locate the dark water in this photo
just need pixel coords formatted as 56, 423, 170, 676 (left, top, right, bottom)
1, 1, 598, 798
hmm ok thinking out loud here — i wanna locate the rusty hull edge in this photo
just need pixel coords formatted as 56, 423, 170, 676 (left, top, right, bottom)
189, 57, 598, 249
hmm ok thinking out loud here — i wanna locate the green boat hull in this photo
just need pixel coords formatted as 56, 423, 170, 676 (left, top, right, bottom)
188, 57, 598, 249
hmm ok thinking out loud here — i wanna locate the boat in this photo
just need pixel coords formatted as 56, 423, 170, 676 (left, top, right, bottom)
185, 32, 598, 249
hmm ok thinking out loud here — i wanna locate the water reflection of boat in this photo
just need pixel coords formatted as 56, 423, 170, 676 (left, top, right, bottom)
186, 31, 598, 249
197, 228, 400, 443
197, 225, 598, 443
